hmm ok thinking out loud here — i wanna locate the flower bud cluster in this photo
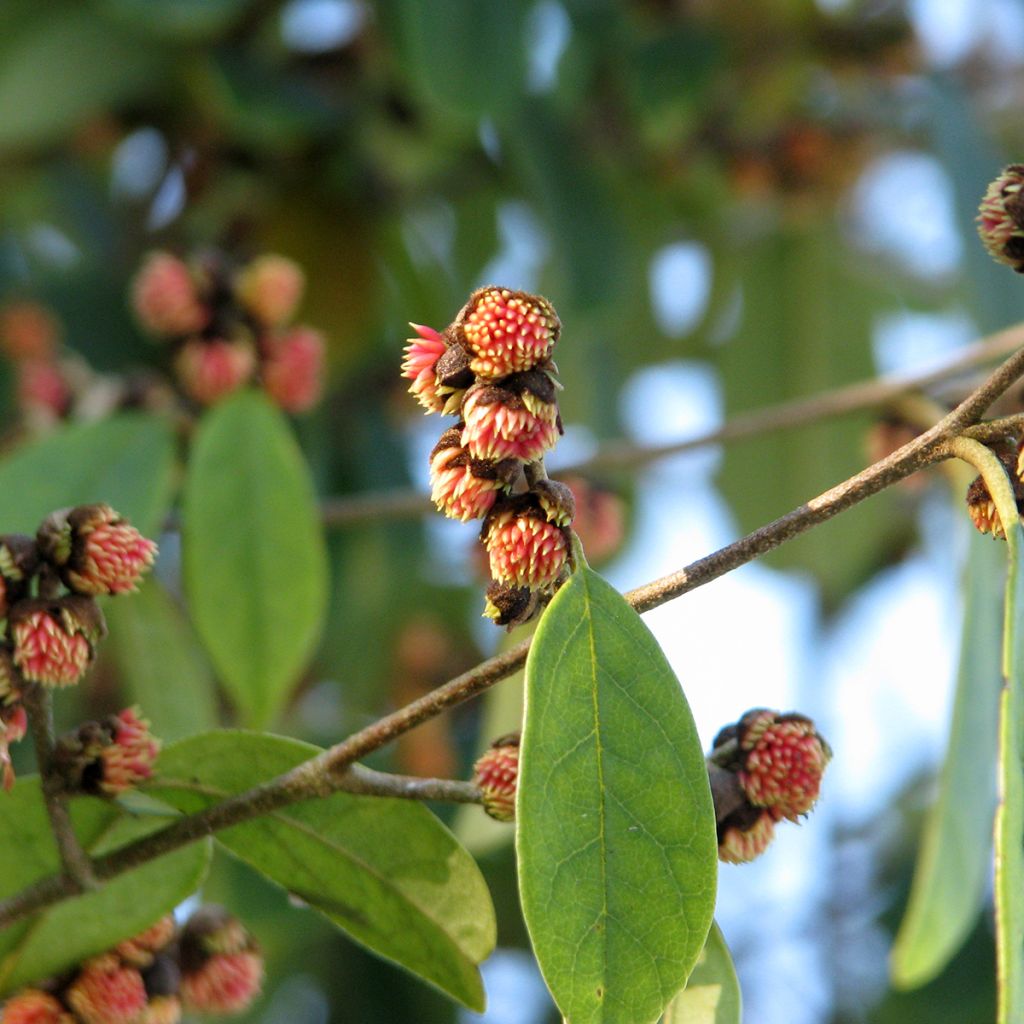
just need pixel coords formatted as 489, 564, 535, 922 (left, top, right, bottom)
0, 505, 156, 788
0, 301, 72, 430
131, 250, 325, 413
0, 906, 262, 1024
709, 708, 831, 864
402, 287, 574, 626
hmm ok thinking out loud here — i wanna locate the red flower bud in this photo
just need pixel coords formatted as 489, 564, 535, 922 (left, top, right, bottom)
428, 429, 515, 522
38, 505, 157, 596
17, 361, 71, 422
175, 338, 256, 406
67, 955, 147, 1024
262, 327, 325, 413
132, 253, 208, 337
718, 807, 777, 864
99, 708, 160, 795
453, 287, 559, 378
472, 733, 520, 822
0, 989, 72, 1024
401, 324, 448, 414
10, 597, 105, 688
235, 254, 305, 328
482, 498, 570, 591
733, 709, 831, 821
977, 165, 1024, 272
460, 375, 560, 464
179, 910, 263, 1017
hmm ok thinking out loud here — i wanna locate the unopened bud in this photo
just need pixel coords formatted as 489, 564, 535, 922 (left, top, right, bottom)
175, 338, 256, 406
235, 254, 305, 328
132, 252, 208, 337
0, 989, 72, 1024
67, 955, 147, 1024
482, 496, 571, 592
10, 597, 105, 688
472, 733, 520, 822
978, 165, 1024, 272
262, 327, 325, 413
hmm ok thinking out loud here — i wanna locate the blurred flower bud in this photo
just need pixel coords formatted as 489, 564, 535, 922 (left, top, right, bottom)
0, 302, 61, 362
978, 165, 1024, 272
17, 361, 71, 423
179, 907, 262, 1016
38, 505, 156, 597
453, 287, 559, 378
563, 477, 625, 565
718, 806, 777, 864
235, 254, 305, 328
482, 496, 570, 591
472, 733, 520, 822
261, 326, 325, 413
10, 597, 106, 688
67, 955, 147, 1024
175, 338, 256, 406
0, 989, 72, 1024
115, 916, 176, 969
132, 253, 208, 337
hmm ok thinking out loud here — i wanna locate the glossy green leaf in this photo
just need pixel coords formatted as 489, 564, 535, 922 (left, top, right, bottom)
0, 8, 166, 152
149, 732, 496, 1010
662, 924, 741, 1024
0, 412, 176, 538
0, 779, 211, 994
182, 392, 328, 727
105, 578, 219, 741
891, 529, 1003, 988
997, 500, 1024, 1023
518, 564, 717, 1024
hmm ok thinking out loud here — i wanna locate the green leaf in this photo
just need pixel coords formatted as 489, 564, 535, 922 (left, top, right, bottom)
183, 392, 328, 727
891, 529, 1004, 988
94, 0, 254, 42
0, 412, 176, 537
149, 732, 496, 1010
518, 564, 717, 1024
0, 779, 211, 994
0, 8, 167, 153
662, 924, 742, 1024
105, 578, 219, 741
997, 503, 1024, 1023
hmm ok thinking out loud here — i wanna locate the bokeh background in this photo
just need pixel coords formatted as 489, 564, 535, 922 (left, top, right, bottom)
3, 0, 1024, 1021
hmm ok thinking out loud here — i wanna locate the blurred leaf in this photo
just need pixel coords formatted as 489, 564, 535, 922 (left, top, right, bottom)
183, 392, 328, 727
94, 0, 254, 42
519, 563, 717, 1024
718, 225, 906, 605
383, 0, 528, 121
0, 412, 175, 537
996, 496, 1024, 1023
150, 732, 496, 1011
891, 529, 1003, 988
662, 924, 741, 1024
0, 778, 211, 994
0, 8, 167, 153
105, 578, 219, 741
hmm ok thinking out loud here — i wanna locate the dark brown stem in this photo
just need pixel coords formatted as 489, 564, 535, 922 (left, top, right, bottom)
708, 763, 747, 826
6, 344, 1024, 929
22, 684, 97, 891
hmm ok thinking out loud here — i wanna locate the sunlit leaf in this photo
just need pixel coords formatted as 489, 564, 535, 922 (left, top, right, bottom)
662, 924, 741, 1024
891, 529, 1003, 988
519, 563, 717, 1023
183, 392, 328, 727
149, 732, 496, 1011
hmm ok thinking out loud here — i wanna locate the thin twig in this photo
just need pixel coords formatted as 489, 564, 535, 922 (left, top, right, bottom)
22, 685, 97, 891
321, 321, 1024, 528
6, 344, 1024, 930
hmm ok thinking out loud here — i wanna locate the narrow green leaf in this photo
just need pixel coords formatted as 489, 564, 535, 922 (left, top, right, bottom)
0, 412, 175, 538
518, 565, 717, 1024
891, 529, 1003, 988
662, 924, 741, 1024
997, 513, 1024, 1023
105, 578, 219, 740
0, 779, 211, 994
183, 392, 328, 727
149, 732, 496, 1010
